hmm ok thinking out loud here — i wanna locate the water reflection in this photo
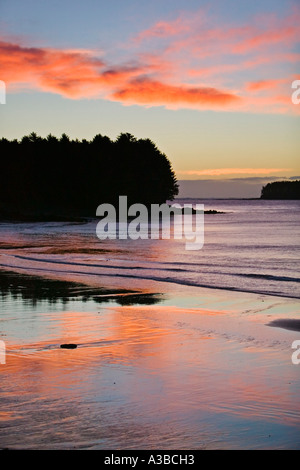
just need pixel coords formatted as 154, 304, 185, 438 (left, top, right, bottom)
0, 269, 163, 306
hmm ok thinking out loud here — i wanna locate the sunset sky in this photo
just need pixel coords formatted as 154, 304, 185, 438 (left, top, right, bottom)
0, 0, 299, 197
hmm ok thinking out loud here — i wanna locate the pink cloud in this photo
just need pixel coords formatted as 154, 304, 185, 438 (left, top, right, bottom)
232, 25, 300, 54
134, 8, 300, 59
134, 17, 191, 43
0, 39, 152, 99
188, 54, 300, 82
0, 40, 108, 98
111, 77, 241, 109
0, 38, 241, 109
246, 78, 290, 92
1, 4, 299, 115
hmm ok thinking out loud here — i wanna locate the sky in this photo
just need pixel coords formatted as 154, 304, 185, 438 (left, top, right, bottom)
0, 0, 299, 197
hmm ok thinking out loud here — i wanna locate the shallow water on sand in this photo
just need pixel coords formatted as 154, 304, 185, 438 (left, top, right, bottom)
0, 273, 300, 450
0, 199, 300, 449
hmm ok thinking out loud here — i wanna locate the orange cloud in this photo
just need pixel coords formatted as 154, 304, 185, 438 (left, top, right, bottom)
128, 8, 300, 114
111, 78, 241, 109
0, 39, 155, 100
0, 40, 107, 98
1, 3, 299, 115
0, 39, 241, 109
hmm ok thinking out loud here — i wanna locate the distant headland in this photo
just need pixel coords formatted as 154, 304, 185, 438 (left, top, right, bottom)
260, 180, 300, 200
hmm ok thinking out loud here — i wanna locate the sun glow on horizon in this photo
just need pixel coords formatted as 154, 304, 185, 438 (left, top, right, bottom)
178, 168, 293, 177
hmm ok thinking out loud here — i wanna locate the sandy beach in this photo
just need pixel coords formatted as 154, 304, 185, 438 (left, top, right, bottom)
1, 269, 300, 450
0, 200, 299, 449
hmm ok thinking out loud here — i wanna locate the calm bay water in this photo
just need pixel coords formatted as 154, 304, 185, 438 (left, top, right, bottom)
0, 199, 299, 299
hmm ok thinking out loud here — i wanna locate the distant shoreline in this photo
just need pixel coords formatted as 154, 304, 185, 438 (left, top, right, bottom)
0, 204, 228, 223
0, 210, 225, 223
174, 197, 261, 200
2, 197, 300, 222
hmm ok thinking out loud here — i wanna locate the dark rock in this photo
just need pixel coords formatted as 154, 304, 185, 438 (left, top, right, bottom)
60, 343, 77, 349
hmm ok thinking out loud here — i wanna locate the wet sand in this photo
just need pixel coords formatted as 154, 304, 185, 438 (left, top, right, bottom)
0, 270, 300, 449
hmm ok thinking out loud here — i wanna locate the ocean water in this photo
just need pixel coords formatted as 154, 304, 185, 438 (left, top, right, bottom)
0, 199, 300, 450
0, 199, 299, 299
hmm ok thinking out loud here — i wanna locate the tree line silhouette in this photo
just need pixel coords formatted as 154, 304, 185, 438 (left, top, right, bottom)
261, 180, 300, 200
0, 270, 162, 306
0, 132, 179, 219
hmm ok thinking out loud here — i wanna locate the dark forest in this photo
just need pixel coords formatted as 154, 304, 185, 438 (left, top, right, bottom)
0, 132, 179, 219
261, 180, 300, 200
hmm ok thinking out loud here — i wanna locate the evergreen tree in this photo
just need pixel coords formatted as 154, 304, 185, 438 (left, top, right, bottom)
0, 132, 179, 219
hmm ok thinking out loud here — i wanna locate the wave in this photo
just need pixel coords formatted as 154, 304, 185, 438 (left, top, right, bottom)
238, 272, 300, 283
5, 254, 300, 284
0, 254, 299, 300
4, 254, 189, 273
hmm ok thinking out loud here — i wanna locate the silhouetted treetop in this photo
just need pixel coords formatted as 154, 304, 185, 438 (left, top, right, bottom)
0, 132, 179, 219
261, 180, 300, 200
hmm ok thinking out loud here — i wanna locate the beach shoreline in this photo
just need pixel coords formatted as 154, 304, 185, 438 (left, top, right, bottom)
0, 199, 299, 449
1, 268, 300, 450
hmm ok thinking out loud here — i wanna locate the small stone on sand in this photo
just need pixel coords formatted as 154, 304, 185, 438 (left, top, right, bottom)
60, 343, 77, 349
